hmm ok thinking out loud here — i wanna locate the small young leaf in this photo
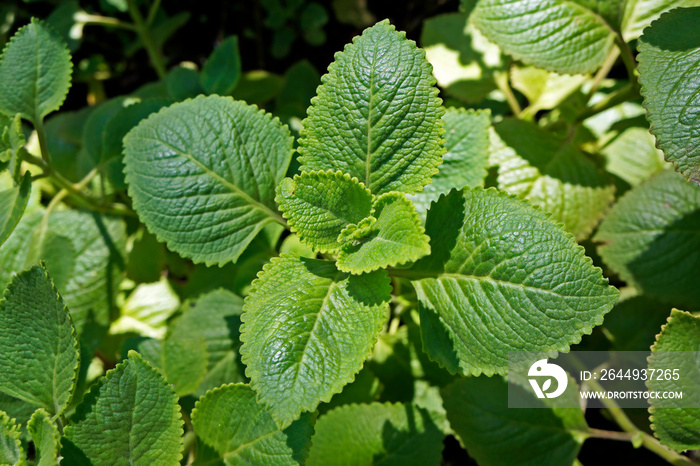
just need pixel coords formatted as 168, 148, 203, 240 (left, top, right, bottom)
638, 7, 700, 183
27, 408, 60, 466
409, 108, 491, 218
275, 170, 373, 253
595, 170, 700, 310
468, 0, 615, 75
191, 384, 314, 465
0, 18, 72, 124
63, 351, 183, 465
492, 119, 615, 240
169, 289, 246, 396
0, 114, 25, 165
410, 188, 618, 376
110, 277, 180, 339
337, 192, 431, 274
298, 20, 445, 195
201, 36, 242, 95
442, 376, 586, 466
307, 403, 444, 466
0, 172, 31, 247
0, 411, 23, 466
124, 95, 293, 266
240, 254, 391, 428
647, 310, 700, 452
0, 264, 79, 416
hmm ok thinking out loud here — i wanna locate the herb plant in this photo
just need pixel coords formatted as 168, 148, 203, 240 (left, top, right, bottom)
0, 0, 699, 464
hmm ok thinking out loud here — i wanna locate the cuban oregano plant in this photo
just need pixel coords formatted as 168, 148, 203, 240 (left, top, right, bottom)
0, 1, 698, 464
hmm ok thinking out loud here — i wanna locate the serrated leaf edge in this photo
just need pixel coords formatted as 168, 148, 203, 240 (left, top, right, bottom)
28, 408, 61, 462
123, 94, 294, 268
0, 410, 24, 464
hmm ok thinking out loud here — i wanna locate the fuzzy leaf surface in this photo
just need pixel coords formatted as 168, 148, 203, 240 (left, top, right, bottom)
192, 384, 314, 465
28, 408, 60, 466
0, 411, 22, 465
240, 255, 390, 428
637, 7, 700, 182
442, 376, 586, 466
0, 114, 25, 165
0, 173, 31, 247
0, 265, 79, 416
409, 188, 619, 376
124, 95, 293, 266
410, 108, 491, 218
307, 402, 444, 466
492, 119, 615, 240
298, 20, 444, 195
595, 170, 700, 309
647, 310, 700, 452
469, 0, 615, 74
276, 171, 373, 253
0, 18, 71, 123
63, 351, 183, 465
337, 193, 431, 273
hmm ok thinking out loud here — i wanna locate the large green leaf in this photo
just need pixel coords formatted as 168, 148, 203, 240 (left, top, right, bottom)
275, 170, 373, 253
491, 119, 615, 240
336, 193, 431, 274
595, 170, 700, 309
27, 409, 60, 466
63, 351, 183, 465
407, 188, 618, 376
0, 265, 79, 416
298, 20, 444, 195
409, 108, 491, 218
621, 0, 699, 41
0, 411, 23, 466
169, 289, 246, 396
124, 95, 293, 266
0, 173, 31, 247
0, 18, 72, 124
637, 7, 700, 183
240, 254, 391, 428
307, 402, 444, 466
647, 310, 700, 452
191, 384, 314, 465
468, 0, 615, 75
442, 376, 587, 466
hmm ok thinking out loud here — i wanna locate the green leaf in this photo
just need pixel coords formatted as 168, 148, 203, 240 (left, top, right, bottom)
191, 383, 315, 465
602, 294, 673, 352
594, 170, 700, 309
442, 376, 586, 466
298, 20, 445, 195
110, 277, 180, 339
647, 310, 700, 451
240, 254, 391, 428
82, 97, 127, 165
469, 0, 615, 75
27, 408, 60, 466
491, 119, 615, 240
0, 114, 25, 165
233, 70, 285, 106
637, 7, 700, 183
420, 12, 504, 104
600, 126, 668, 186
510, 65, 587, 120
337, 192, 431, 273
276, 170, 373, 253
0, 18, 72, 124
165, 66, 203, 100
169, 289, 246, 396
307, 402, 444, 466
138, 337, 209, 397
43, 108, 93, 183
0, 411, 23, 466
0, 172, 30, 247
408, 188, 619, 376
63, 351, 183, 465
621, 0, 699, 41
275, 60, 321, 119
201, 36, 242, 96
0, 264, 79, 416
124, 95, 293, 266
409, 108, 491, 219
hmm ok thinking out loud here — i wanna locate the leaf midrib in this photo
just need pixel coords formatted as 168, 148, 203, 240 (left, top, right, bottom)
365, 44, 379, 189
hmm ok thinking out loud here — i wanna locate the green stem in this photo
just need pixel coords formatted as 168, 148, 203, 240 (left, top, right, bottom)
126, 0, 167, 79
587, 48, 620, 101
74, 12, 136, 31
495, 70, 522, 117
34, 118, 50, 165
614, 32, 638, 84
146, 0, 162, 26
